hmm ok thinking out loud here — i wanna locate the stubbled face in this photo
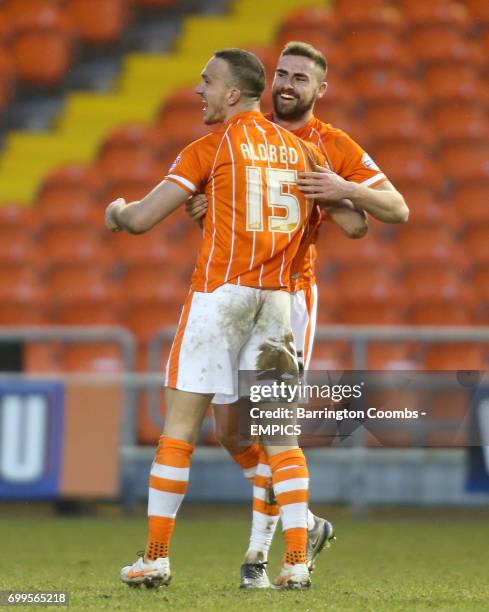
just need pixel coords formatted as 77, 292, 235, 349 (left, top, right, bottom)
272, 54, 325, 121
195, 57, 232, 124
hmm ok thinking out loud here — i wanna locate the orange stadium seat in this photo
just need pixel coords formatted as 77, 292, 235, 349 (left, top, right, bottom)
48, 270, 121, 307
367, 343, 421, 370
400, 0, 470, 29
440, 143, 489, 183
0, 273, 47, 309
337, 302, 408, 325
410, 32, 484, 69
36, 186, 103, 230
338, 5, 403, 34
124, 303, 182, 342
55, 302, 121, 325
429, 103, 489, 144
69, 0, 130, 45
403, 269, 471, 302
123, 268, 187, 311
449, 184, 489, 224
363, 105, 432, 147
7, 0, 64, 28
0, 204, 39, 232
103, 123, 160, 152
159, 87, 203, 115
334, 267, 396, 301
466, 0, 489, 24
40, 163, 103, 196
463, 222, 489, 266
134, 0, 177, 7
0, 303, 49, 325
351, 67, 425, 107
109, 230, 172, 267
372, 143, 442, 188
0, 228, 44, 268
279, 6, 337, 36
41, 226, 113, 267
473, 268, 489, 303
62, 343, 125, 372
396, 225, 470, 269
96, 143, 158, 183
309, 341, 353, 370
424, 65, 488, 107
423, 343, 487, 369
326, 233, 400, 269
102, 164, 162, 203
11, 6, 76, 86
341, 30, 411, 70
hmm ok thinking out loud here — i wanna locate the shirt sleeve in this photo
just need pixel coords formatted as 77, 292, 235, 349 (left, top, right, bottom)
165, 138, 212, 194
332, 130, 387, 187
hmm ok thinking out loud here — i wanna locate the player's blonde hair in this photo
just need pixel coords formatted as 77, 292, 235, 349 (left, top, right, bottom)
280, 41, 328, 79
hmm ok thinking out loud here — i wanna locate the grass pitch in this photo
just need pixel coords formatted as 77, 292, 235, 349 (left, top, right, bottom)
1, 505, 488, 611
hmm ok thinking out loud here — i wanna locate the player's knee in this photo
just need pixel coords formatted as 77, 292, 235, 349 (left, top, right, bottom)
216, 431, 250, 456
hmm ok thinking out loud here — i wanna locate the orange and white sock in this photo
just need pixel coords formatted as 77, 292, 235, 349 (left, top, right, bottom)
269, 448, 309, 566
245, 446, 280, 561
145, 436, 193, 560
231, 442, 260, 481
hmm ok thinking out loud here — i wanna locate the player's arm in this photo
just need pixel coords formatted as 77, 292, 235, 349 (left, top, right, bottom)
105, 180, 190, 234
324, 198, 368, 239
298, 165, 409, 224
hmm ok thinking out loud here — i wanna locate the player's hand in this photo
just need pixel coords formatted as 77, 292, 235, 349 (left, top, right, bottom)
297, 164, 354, 202
186, 194, 208, 221
105, 197, 125, 232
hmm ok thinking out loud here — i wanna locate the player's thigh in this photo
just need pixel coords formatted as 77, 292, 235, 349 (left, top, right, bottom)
240, 289, 297, 375
165, 284, 258, 395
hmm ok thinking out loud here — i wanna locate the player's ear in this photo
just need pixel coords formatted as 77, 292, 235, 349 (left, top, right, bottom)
227, 87, 242, 106
316, 81, 328, 100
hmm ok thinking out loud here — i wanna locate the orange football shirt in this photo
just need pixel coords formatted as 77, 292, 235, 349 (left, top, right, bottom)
276, 115, 389, 291
166, 111, 325, 292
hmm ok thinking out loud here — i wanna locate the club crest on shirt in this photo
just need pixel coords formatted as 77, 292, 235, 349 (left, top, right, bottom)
362, 152, 380, 171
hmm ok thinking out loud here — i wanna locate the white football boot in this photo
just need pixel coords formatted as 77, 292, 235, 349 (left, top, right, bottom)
272, 563, 311, 590
120, 553, 171, 588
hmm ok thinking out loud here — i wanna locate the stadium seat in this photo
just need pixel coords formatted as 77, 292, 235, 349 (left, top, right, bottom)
47, 270, 121, 307
123, 267, 188, 308
103, 169, 162, 204
96, 144, 159, 183
424, 65, 488, 107
372, 143, 442, 188
40, 163, 103, 196
334, 267, 396, 301
429, 103, 489, 144
12, 11, 76, 86
463, 222, 489, 266
400, 0, 470, 29
62, 343, 125, 372
337, 302, 408, 325
0, 274, 47, 309
0, 303, 49, 325
423, 343, 486, 369
7, 0, 65, 29
309, 341, 353, 370
410, 32, 483, 69
36, 186, 103, 230
351, 67, 425, 107
472, 268, 489, 304
41, 227, 113, 267
466, 0, 489, 24
69, 0, 130, 45
279, 6, 337, 36
403, 268, 471, 302
275, 28, 333, 55
363, 105, 432, 146
0, 228, 44, 268
103, 123, 160, 152
449, 184, 489, 224
124, 303, 182, 341
109, 230, 172, 266
134, 0, 177, 7
0, 204, 39, 232
326, 231, 401, 269
408, 295, 477, 325
396, 225, 470, 269
439, 143, 489, 183
336, 4, 403, 33
367, 343, 421, 370
55, 302, 121, 325
341, 30, 411, 70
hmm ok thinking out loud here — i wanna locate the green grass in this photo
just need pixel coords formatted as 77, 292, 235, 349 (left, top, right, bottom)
1, 506, 489, 611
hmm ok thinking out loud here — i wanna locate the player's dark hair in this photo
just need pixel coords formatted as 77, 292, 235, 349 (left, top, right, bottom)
214, 48, 266, 99
280, 41, 328, 78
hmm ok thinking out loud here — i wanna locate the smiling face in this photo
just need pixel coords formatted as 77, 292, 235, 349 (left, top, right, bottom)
272, 54, 327, 122
195, 57, 234, 125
